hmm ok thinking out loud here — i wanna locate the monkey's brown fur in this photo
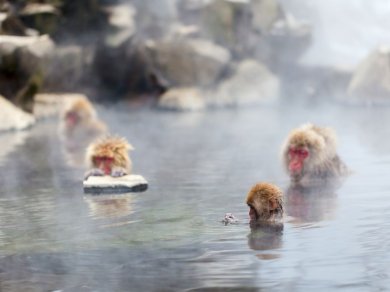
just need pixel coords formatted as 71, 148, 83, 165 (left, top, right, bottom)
60, 96, 107, 138
86, 136, 134, 173
246, 183, 284, 221
282, 123, 348, 185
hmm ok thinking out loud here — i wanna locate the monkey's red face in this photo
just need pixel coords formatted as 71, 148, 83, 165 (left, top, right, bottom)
288, 147, 309, 175
93, 156, 114, 175
65, 111, 80, 127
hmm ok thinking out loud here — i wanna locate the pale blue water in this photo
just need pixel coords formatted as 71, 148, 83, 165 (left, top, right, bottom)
0, 103, 389, 291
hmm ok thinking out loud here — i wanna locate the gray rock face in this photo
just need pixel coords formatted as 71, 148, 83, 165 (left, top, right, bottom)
251, 0, 283, 32
148, 38, 231, 87
211, 59, 280, 106
0, 95, 35, 132
43, 45, 89, 92
347, 46, 390, 104
104, 4, 137, 47
158, 87, 206, 111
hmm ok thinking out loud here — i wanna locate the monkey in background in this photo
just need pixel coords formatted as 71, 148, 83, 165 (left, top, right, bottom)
84, 136, 134, 180
282, 123, 348, 186
246, 182, 284, 224
60, 96, 107, 143
59, 96, 107, 167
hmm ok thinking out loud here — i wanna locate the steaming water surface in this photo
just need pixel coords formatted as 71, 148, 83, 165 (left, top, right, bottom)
0, 104, 389, 291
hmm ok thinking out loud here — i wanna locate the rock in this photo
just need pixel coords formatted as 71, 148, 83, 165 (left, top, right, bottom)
43, 45, 89, 92
347, 46, 390, 104
83, 175, 148, 194
158, 87, 206, 111
251, 0, 283, 33
0, 95, 35, 132
33, 92, 88, 120
133, 0, 178, 38
200, 0, 253, 54
0, 35, 54, 111
103, 4, 136, 47
93, 38, 161, 99
148, 38, 231, 87
211, 59, 280, 106
19, 3, 60, 35
266, 13, 312, 65
0, 13, 30, 36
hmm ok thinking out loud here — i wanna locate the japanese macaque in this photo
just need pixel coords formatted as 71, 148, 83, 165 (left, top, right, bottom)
59, 96, 107, 167
84, 136, 134, 180
60, 96, 107, 142
282, 123, 348, 186
246, 183, 284, 223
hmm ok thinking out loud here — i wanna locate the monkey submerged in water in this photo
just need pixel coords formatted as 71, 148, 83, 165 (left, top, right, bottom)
84, 136, 134, 180
246, 183, 284, 224
282, 123, 348, 186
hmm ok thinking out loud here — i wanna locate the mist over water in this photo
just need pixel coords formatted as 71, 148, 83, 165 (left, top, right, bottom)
1, 0, 390, 291
0, 102, 390, 290
280, 0, 390, 66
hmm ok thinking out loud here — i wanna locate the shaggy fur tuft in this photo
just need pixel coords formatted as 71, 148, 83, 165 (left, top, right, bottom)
86, 135, 133, 172
282, 123, 348, 185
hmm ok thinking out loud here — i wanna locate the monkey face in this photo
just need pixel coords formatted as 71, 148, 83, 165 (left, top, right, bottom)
248, 199, 283, 222
65, 111, 80, 127
288, 146, 309, 178
93, 156, 114, 175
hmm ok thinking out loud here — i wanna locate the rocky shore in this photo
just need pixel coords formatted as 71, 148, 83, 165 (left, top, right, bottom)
0, 0, 387, 130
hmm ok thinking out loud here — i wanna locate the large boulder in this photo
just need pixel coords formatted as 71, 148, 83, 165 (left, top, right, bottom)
133, 0, 178, 38
0, 35, 54, 112
265, 13, 312, 65
19, 3, 60, 35
0, 95, 35, 132
347, 46, 390, 104
147, 37, 231, 87
210, 59, 280, 106
43, 45, 89, 92
103, 4, 136, 47
251, 0, 283, 33
158, 87, 205, 111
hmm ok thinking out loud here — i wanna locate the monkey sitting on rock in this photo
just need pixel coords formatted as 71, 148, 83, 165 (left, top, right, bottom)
84, 136, 134, 180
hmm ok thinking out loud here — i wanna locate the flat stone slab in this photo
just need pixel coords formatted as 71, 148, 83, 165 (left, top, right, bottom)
83, 175, 148, 194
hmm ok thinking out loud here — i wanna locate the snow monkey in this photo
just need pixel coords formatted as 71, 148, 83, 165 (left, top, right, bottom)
246, 183, 284, 223
84, 136, 134, 180
282, 123, 348, 186
59, 96, 107, 167
60, 96, 107, 142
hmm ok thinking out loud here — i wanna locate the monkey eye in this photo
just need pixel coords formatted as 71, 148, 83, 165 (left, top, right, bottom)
289, 148, 309, 157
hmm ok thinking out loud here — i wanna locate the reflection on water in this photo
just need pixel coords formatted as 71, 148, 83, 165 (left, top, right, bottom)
0, 104, 390, 290
247, 222, 283, 260
84, 193, 135, 220
286, 184, 338, 223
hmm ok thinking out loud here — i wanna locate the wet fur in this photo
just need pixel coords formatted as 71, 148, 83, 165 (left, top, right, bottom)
86, 136, 134, 174
60, 97, 107, 140
246, 182, 284, 222
282, 123, 348, 185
